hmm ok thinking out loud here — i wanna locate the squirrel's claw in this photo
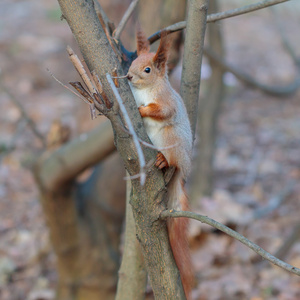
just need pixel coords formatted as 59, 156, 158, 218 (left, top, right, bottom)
155, 152, 169, 169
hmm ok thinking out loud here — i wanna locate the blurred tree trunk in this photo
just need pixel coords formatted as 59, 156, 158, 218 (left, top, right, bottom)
190, 0, 225, 202
36, 149, 126, 300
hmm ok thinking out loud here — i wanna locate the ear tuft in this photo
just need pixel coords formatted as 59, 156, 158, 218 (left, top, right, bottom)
136, 24, 150, 56
153, 31, 172, 74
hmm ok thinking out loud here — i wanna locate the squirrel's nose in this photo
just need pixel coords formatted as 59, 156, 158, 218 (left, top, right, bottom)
127, 74, 133, 81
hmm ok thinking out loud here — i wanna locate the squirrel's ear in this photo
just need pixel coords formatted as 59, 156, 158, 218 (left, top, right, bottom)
136, 25, 150, 55
153, 31, 171, 74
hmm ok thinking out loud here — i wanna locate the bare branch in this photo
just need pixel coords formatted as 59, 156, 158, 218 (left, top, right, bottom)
106, 73, 146, 186
180, 0, 209, 139
148, 0, 290, 44
47, 68, 91, 104
204, 48, 300, 97
116, 178, 147, 300
91, 71, 112, 109
67, 46, 97, 95
271, 7, 300, 65
35, 121, 115, 191
2, 84, 46, 147
160, 210, 300, 276
207, 0, 289, 22
113, 0, 140, 40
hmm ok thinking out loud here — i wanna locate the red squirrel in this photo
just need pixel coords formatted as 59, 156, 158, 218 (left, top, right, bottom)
127, 29, 193, 298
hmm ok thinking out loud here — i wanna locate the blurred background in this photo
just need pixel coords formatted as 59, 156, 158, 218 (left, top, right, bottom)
0, 0, 299, 299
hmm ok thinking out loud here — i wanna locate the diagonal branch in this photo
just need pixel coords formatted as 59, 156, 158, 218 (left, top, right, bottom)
113, 0, 140, 40
148, 0, 290, 44
2, 85, 46, 147
204, 48, 300, 97
161, 209, 300, 276
106, 73, 146, 185
35, 120, 115, 191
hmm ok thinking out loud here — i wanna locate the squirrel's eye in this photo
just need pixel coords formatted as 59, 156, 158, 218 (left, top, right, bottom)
144, 67, 151, 73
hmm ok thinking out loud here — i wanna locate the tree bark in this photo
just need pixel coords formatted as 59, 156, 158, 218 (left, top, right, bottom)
116, 178, 147, 300
57, 0, 186, 298
190, 0, 225, 201
180, 0, 209, 140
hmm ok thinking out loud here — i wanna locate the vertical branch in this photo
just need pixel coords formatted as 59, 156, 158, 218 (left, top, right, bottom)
116, 177, 147, 300
190, 0, 225, 201
180, 0, 209, 140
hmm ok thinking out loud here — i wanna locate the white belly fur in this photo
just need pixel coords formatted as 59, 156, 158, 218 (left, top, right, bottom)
130, 85, 165, 149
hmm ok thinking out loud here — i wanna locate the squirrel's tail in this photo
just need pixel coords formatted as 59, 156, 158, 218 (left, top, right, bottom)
167, 171, 193, 299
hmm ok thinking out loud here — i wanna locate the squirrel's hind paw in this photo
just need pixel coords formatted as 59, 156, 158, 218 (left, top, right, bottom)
155, 152, 169, 169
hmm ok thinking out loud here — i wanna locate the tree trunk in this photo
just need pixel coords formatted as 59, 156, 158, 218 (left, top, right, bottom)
57, 0, 187, 298
36, 152, 126, 300
190, 0, 225, 201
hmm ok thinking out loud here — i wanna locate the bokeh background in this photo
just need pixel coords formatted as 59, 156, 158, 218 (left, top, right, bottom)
0, 0, 299, 299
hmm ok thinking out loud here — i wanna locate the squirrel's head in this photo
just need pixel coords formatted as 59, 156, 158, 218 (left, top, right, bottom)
127, 28, 171, 89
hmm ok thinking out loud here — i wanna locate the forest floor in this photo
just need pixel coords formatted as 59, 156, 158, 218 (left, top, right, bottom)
0, 1, 299, 300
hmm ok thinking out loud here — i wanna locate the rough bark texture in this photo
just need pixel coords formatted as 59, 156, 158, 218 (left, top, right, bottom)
190, 0, 225, 200
57, 0, 186, 298
180, 0, 209, 140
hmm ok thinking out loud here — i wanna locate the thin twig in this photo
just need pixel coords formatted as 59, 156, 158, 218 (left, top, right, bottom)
207, 0, 289, 22
160, 209, 300, 276
148, 0, 290, 44
47, 68, 91, 105
91, 71, 112, 109
113, 0, 140, 40
67, 46, 97, 95
2, 85, 46, 146
106, 73, 146, 185
123, 159, 155, 181
121, 126, 178, 151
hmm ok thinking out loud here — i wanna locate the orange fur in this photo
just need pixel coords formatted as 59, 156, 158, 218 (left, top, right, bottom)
128, 28, 194, 299
136, 26, 150, 55
155, 152, 169, 169
153, 31, 172, 74
139, 103, 173, 120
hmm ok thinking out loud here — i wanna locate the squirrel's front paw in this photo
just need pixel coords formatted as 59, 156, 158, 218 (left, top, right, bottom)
138, 105, 146, 117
